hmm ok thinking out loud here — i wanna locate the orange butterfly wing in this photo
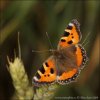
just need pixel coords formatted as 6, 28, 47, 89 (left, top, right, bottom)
58, 19, 82, 49
32, 56, 56, 86
57, 44, 88, 85
56, 19, 88, 85
33, 19, 88, 85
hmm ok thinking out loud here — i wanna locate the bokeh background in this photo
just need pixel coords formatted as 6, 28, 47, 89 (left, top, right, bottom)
0, 0, 99, 100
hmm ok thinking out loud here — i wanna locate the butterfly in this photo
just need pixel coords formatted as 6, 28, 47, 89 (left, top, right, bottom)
32, 19, 88, 85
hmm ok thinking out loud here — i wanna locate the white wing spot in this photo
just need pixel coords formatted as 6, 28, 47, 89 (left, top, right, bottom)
69, 23, 74, 26
34, 76, 39, 81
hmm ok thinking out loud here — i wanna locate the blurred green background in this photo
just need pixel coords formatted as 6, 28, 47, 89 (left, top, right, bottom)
0, 0, 99, 100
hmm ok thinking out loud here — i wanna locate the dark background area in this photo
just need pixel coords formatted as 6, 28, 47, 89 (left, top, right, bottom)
0, 0, 99, 100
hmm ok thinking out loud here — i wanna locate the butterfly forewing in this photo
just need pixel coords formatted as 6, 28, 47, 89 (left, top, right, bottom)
33, 56, 57, 85
58, 19, 82, 49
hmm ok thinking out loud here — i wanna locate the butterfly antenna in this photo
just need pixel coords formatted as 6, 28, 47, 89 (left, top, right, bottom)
83, 32, 96, 48
46, 32, 54, 50
82, 32, 91, 45
32, 32, 54, 54
32, 50, 51, 53
83, 41, 90, 47
18, 32, 21, 58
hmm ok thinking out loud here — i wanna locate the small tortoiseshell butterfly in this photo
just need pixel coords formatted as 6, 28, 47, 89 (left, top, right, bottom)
32, 19, 88, 85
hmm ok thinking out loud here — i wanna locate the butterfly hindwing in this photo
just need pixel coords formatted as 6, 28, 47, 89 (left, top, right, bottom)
76, 44, 88, 69
33, 56, 56, 86
58, 19, 82, 49
57, 69, 79, 85
56, 44, 88, 85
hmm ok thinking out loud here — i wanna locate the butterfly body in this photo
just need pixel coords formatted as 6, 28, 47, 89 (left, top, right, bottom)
33, 19, 88, 86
